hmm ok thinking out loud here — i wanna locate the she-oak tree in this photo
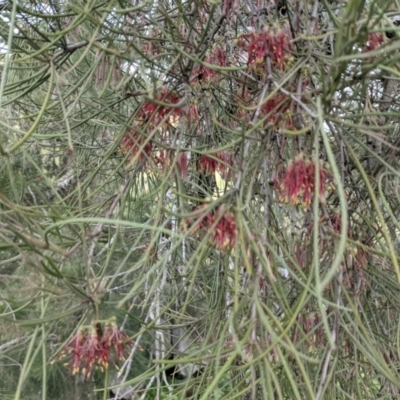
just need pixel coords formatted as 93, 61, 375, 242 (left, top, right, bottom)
1, 0, 400, 399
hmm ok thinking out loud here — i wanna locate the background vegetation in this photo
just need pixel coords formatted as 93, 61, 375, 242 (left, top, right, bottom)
1, 0, 400, 399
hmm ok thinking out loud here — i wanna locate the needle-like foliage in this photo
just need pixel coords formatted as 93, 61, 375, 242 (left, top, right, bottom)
1, 1, 400, 399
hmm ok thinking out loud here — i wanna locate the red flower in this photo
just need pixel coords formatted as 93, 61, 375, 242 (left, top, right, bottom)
102, 321, 132, 362
215, 151, 235, 180
214, 47, 227, 67
242, 27, 291, 72
279, 154, 329, 207
198, 152, 234, 177
53, 326, 102, 379
60, 329, 86, 376
198, 155, 219, 175
154, 150, 189, 179
193, 65, 217, 83
261, 94, 293, 128
273, 30, 289, 69
81, 326, 102, 378
191, 47, 227, 85
182, 205, 237, 251
52, 320, 132, 380
363, 33, 383, 52
139, 88, 182, 126
119, 129, 152, 163
208, 206, 237, 251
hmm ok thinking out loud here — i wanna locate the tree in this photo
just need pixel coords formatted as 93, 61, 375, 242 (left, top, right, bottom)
1, 0, 400, 399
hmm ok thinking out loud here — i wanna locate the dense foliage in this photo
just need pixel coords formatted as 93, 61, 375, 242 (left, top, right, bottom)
1, 0, 400, 399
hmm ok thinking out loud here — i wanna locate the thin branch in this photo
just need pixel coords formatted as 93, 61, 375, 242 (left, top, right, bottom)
52, 36, 106, 60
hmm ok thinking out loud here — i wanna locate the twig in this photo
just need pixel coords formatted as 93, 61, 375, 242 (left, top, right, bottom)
234, 83, 269, 191
315, 269, 342, 400
52, 36, 106, 60
0, 337, 27, 352
265, 50, 317, 120
273, 81, 317, 119
116, 189, 173, 394
64, 158, 147, 260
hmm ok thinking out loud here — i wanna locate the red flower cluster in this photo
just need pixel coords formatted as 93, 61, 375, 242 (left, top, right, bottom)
363, 33, 383, 52
209, 206, 237, 251
52, 320, 132, 379
154, 150, 190, 179
239, 28, 291, 72
191, 47, 227, 85
278, 154, 329, 207
139, 87, 182, 126
198, 155, 219, 175
182, 205, 237, 251
198, 152, 234, 178
261, 94, 293, 128
119, 129, 153, 164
